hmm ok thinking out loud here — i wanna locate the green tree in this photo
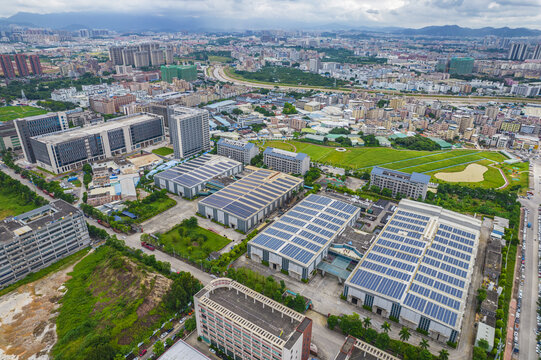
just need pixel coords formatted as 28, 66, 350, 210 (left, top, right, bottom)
375, 332, 390, 350
472, 347, 487, 360
381, 188, 393, 197
419, 339, 429, 350
439, 349, 449, 360
153, 341, 165, 357
327, 315, 339, 330
185, 316, 197, 332
362, 317, 372, 329
165, 338, 174, 347
477, 339, 490, 351
381, 321, 391, 334
399, 327, 411, 342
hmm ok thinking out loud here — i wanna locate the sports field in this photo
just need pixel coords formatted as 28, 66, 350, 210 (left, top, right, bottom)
0, 106, 47, 122
257, 140, 512, 189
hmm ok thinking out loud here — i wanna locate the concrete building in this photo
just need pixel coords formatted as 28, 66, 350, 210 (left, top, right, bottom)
29, 113, 165, 173
0, 54, 16, 79
0, 121, 21, 151
155, 154, 243, 199
159, 339, 210, 360
0, 200, 90, 288
334, 336, 399, 360
89, 94, 136, 114
28, 55, 42, 76
217, 139, 259, 165
134, 51, 150, 68
370, 167, 430, 200
263, 147, 310, 175
161, 65, 197, 82
14, 112, 69, 163
195, 278, 313, 360
508, 43, 528, 61
199, 167, 303, 233
344, 199, 482, 343
108, 46, 124, 66
150, 49, 165, 66
169, 106, 211, 159
248, 194, 360, 280
14, 54, 30, 77
448, 57, 474, 75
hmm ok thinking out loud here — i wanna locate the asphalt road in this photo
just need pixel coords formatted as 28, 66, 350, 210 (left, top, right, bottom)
518, 158, 540, 360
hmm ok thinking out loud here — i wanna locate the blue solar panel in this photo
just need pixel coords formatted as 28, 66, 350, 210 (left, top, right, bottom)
250, 234, 285, 250
307, 194, 333, 205
376, 278, 407, 300
349, 269, 383, 291
404, 293, 427, 312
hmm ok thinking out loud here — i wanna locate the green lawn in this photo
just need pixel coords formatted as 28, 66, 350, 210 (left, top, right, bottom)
0, 106, 47, 122
208, 55, 232, 63
152, 147, 174, 156
0, 191, 42, 220
159, 223, 231, 261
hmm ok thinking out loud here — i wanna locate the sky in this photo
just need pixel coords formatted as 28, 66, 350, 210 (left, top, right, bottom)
2, 0, 541, 29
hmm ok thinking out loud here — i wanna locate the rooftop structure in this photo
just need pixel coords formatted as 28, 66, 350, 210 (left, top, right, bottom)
155, 154, 243, 199
344, 199, 482, 343
334, 336, 399, 360
217, 138, 259, 165
370, 167, 430, 200
158, 339, 210, 360
194, 278, 312, 360
199, 166, 303, 233
248, 194, 360, 280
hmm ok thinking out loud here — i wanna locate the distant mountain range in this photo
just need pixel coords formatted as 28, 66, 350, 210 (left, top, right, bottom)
0, 12, 540, 37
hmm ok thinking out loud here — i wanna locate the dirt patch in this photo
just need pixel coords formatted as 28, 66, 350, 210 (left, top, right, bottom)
435, 163, 488, 183
0, 255, 85, 360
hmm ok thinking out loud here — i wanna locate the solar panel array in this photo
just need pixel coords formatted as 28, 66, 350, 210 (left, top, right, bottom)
347, 206, 479, 330
249, 194, 360, 267
156, 154, 241, 189
200, 168, 303, 220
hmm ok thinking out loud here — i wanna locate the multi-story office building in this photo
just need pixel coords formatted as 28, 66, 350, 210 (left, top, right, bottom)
0, 121, 21, 151
169, 106, 210, 159
161, 65, 197, 82
195, 278, 313, 360
0, 200, 90, 288
448, 57, 474, 75
263, 147, 310, 175
155, 154, 243, 199
217, 139, 259, 164
28, 55, 42, 76
14, 112, 69, 163
0, 54, 16, 79
344, 199, 481, 343
14, 54, 29, 77
370, 167, 430, 200
199, 167, 304, 233
29, 113, 165, 173
508, 43, 528, 61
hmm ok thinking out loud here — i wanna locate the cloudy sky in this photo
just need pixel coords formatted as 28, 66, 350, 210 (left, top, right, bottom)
3, 0, 541, 29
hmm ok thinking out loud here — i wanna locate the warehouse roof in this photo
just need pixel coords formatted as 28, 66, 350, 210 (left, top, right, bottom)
346, 199, 481, 331
31, 113, 161, 145
371, 166, 430, 185
155, 154, 241, 189
199, 166, 303, 220
158, 339, 210, 360
249, 194, 360, 267
264, 147, 309, 161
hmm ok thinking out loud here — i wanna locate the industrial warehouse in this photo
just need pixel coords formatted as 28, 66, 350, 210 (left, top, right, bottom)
248, 194, 360, 281
344, 199, 481, 344
198, 166, 303, 232
194, 278, 313, 360
154, 154, 243, 199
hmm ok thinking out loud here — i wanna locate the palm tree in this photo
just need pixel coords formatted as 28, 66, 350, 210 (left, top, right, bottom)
381, 321, 391, 334
399, 327, 411, 342
438, 349, 449, 360
362, 317, 372, 329
419, 339, 429, 351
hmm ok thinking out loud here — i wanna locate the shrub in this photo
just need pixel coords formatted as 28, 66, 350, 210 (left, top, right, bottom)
261, 260, 269, 266
362, 305, 372, 311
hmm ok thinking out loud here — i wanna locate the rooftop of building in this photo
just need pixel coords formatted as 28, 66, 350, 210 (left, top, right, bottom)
31, 113, 162, 145
346, 199, 482, 332
196, 279, 306, 348
249, 194, 360, 267
0, 200, 80, 243
199, 166, 303, 220
15, 112, 58, 122
263, 147, 309, 161
155, 154, 241, 189
157, 339, 210, 360
371, 166, 430, 185
217, 138, 256, 150
170, 105, 208, 119
334, 336, 399, 360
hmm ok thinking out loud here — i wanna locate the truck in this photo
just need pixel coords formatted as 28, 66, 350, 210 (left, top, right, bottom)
141, 241, 155, 251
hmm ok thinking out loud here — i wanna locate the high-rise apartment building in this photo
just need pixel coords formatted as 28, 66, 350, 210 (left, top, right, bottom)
263, 147, 310, 175
195, 278, 313, 360
28, 55, 43, 76
122, 47, 138, 66
508, 43, 528, 61
109, 46, 124, 65
0, 200, 90, 288
134, 51, 150, 68
370, 166, 430, 200
217, 139, 259, 164
14, 112, 69, 163
165, 48, 174, 64
448, 57, 474, 75
150, 49, 165, 66
168, 106, 210, 158
532, 44, 541, 60
29, 113, 165, 173
0, 54, 16, 79
14, 54, 30, 77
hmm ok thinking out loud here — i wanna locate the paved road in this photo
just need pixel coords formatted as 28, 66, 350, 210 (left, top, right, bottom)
518, 158, 540, 360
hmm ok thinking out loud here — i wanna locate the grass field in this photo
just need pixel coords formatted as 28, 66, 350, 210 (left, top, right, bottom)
257, 140, 515, 189
0, 106, 47, 122
159, 223, 230, 261
0, 191, 42, 220
152, 147, 174, 156
208, 55, 232, 62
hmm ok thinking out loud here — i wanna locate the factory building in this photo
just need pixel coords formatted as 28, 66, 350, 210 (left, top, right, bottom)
344, 199, 481, 343
195, 278, 313, 360
217, 138, 259, 165
198, 167, 303, 233
263, 147, 310, 175
0, 200, 90, 288
248, 194, 360, 280
155, 154, 243, 199
370, 167, 430, 200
